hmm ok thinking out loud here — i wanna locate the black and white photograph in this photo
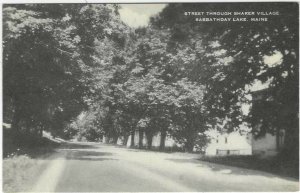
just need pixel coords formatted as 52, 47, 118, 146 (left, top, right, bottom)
2, 1, 299, 192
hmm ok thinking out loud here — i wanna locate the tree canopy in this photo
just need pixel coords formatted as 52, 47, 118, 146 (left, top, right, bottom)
3, 3, 298, 154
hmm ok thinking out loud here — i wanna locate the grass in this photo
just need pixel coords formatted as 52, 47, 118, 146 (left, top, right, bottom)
3, 155, 49, 192
3, 130, 61, 192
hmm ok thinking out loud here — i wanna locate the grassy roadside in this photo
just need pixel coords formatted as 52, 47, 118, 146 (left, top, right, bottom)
3, 155, 51, 192
3, 131, 61, 192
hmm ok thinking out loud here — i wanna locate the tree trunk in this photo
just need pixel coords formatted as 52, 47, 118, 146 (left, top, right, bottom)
283, 126, 298, 156
275, 127, 280, 151
130, 130, 135, 147
159, 130, 166, 151
145, 131, 153, 149
123, 135, 129, 146
37, 126, 43, 137
112, 135, 119, 144
138, 129, 143, 149
185, 140, 194, 152
11, 105, 21, 135
185, 129, 196, 152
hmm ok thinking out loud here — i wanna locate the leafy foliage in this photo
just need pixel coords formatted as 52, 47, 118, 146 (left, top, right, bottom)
3, 3, 298, 155
150, 3, 298, 153
3, 4, 130, 139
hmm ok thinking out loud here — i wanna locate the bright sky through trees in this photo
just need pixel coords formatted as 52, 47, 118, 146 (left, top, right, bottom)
119, 4, 166, 28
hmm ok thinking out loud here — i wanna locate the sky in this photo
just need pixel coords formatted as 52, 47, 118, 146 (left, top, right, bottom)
119, 4, 166, 28
250, 51, 283, 92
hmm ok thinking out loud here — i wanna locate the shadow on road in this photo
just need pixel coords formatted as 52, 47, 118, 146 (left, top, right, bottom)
60, 142, 100, 150
166, 158, 299, 182
126, 148, 184, 154
34, 142, 118, 162
64, 150, 117, 161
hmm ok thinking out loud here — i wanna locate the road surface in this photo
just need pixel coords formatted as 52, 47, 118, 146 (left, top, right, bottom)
32, 142, 299, 192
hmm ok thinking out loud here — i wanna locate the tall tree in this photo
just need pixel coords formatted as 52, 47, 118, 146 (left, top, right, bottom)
3, 4, 129, 139
150, 3, 299, 154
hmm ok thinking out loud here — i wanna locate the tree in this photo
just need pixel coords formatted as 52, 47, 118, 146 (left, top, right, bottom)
3, 4, 129, 140
3, 6, 86, 137
111, 28, 208, 151
150, 3, 298, 154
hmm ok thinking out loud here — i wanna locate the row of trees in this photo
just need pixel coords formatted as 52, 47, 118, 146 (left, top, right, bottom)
3, 4, 130, 138
66, 28, 208, 151
4, 3, 298, 154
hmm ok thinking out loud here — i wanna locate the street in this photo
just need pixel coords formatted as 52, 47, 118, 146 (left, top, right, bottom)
32, 142, 299, 192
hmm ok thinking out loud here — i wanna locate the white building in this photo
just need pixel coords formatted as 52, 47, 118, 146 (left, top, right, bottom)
205, 130, 252, 156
